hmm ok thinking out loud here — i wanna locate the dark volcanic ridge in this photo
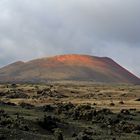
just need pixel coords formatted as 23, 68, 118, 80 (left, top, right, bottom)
0, 54, 140, 84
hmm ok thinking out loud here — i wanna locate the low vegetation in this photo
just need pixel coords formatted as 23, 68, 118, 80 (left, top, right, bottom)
0, 83, 140, 139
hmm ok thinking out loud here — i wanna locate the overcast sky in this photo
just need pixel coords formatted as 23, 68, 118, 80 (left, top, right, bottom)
0, 0, 140, 77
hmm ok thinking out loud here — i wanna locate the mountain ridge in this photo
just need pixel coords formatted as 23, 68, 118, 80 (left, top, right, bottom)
0, 54, 139, 84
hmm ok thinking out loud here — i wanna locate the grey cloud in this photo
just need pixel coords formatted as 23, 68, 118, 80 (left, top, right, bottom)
0, 0, 140, 77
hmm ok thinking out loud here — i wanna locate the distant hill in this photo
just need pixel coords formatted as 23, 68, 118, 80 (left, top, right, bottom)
0, 54, 140, 84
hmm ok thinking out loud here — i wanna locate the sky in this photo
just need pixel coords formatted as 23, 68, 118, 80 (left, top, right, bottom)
0, 0, 140, 77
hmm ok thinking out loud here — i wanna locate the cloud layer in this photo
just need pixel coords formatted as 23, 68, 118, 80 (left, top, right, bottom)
0, 0, 140, 77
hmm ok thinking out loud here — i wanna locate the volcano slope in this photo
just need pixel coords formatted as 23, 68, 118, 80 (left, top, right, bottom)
0, 54, 140, 84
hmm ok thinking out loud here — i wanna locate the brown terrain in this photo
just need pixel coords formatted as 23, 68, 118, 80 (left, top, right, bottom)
0, 54, 140, 84
1, 82, 140, 112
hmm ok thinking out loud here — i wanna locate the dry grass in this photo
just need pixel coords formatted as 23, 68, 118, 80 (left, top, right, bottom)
0, 82, 140, 112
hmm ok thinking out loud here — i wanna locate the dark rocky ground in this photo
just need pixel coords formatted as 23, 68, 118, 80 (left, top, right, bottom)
0, 101, 140, 140
0, 83, 140, 140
